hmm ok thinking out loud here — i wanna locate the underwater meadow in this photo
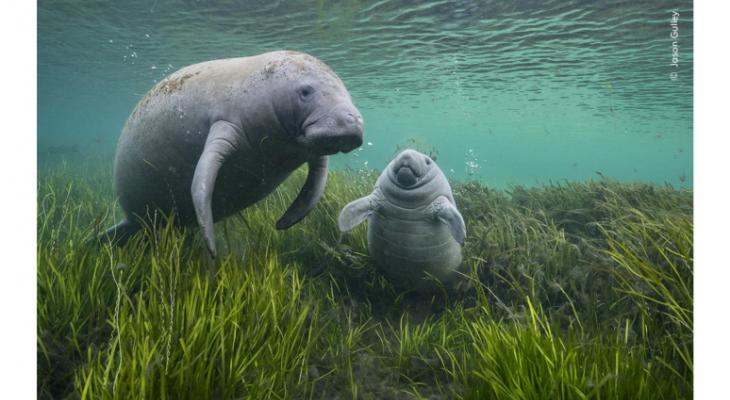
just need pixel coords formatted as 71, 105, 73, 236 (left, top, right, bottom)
37, 0, 695, 398
37, 158, 692, 399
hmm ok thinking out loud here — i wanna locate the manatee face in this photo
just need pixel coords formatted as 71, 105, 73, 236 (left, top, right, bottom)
266, 53, 364, 155
387, 149, 438, 189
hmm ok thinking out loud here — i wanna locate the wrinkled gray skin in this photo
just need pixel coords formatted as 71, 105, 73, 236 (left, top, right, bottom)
338, 149, 466, 292
102, 51, 364, 257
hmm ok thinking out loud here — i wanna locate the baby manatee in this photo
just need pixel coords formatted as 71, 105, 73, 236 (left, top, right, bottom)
338, 149, 466, 292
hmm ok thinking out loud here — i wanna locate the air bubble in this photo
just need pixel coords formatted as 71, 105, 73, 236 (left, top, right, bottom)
465, 148, 480, 176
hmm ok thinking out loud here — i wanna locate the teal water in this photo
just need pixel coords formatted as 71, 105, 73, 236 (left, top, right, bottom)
38, 0, 693, 187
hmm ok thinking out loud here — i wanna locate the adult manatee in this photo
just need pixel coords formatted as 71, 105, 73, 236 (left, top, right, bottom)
103, 51, 364, 257
338, 149, 466, 292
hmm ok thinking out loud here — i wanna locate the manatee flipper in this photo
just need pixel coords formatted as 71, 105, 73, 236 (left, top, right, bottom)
276, 156, 329, 230
430, 196, 466, 245
191, 121, 242, 258
338, 190, 382, 232
97, 219, 140, 245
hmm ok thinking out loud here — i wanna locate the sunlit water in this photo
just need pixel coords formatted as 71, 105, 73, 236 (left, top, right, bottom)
38, 0, 693, 187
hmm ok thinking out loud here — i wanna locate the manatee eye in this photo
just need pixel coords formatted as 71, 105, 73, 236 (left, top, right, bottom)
298, 85, 314, 101
426, 158, 432, 165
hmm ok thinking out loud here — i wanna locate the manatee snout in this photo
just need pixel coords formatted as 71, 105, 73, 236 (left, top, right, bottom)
396, 166, 418, 187
303, 105, 363, 154
392, 149, 431, 187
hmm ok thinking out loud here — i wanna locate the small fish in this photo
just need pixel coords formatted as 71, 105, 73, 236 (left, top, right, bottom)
679, 173, 687, 183
595, 171, 606, 179
544, 127, 551, 135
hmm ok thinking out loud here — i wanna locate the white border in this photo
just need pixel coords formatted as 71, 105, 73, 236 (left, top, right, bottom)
694, 1, 729, 399
0, 1, 37, 397
1, 0, 725, 398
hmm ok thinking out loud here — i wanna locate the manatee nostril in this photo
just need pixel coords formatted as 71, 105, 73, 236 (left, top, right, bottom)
345, 113, 363, 126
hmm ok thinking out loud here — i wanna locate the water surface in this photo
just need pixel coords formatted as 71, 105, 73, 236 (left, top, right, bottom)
38, 0, 693, 187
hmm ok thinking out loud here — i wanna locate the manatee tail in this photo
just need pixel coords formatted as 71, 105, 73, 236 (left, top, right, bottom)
96, 219, 140, 246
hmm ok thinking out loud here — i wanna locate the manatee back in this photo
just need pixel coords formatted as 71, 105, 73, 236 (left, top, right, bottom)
113, 53, 295, 222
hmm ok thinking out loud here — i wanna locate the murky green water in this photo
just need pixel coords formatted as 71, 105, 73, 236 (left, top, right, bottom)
38, 0, 693, 187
